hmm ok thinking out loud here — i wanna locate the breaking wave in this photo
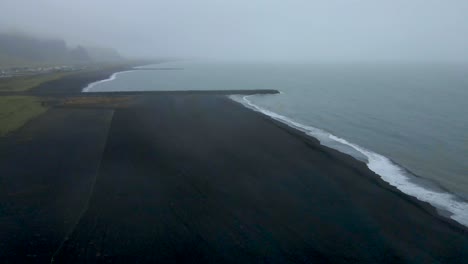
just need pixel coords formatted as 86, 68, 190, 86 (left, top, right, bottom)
231, 94, 468, 227
82, 70, 135, 92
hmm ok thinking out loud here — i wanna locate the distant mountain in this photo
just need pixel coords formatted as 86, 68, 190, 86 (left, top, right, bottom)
68, 46, 92, 62
84, 46, 122, 62
0, 32, 123, 67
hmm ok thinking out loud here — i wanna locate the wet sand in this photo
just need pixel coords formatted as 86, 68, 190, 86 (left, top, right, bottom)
0, 74, 467, 263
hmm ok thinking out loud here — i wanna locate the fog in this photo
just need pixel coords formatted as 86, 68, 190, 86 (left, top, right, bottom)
1, 0, 468, 62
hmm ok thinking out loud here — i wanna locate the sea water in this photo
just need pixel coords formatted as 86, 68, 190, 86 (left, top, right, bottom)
86, 61, 468, 226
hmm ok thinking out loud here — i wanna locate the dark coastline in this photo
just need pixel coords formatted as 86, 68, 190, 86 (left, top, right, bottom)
0, 69, 467, 263
30, 65, 133, 94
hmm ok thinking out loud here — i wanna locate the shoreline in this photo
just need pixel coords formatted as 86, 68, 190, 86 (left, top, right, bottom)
233, 94, 468, 228
63, 66, 468, 229
235, 98, 468, 232
12, 65, 468, 228
30, 65, 135, 94
0, 69, 466, 262
82, 70, 136, 92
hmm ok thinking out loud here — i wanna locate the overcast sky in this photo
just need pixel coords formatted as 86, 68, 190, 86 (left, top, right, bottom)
1, 0, 468, 62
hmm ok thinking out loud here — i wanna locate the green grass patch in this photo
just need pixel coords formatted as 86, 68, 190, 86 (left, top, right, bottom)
0, 96, 48, 136
0, 72, 70, 92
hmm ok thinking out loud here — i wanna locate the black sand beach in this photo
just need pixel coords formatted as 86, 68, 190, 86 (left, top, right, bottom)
30, 66, 132, 95
0, 71, 467, 263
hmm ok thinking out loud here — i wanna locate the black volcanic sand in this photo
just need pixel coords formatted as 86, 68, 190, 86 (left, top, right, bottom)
0, 91, 467, 262
47, 94, 466, 263
0, 108, 114, 263
30, 66, 131, 95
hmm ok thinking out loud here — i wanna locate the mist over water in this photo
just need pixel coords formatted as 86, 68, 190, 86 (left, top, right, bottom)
2, 0, 468, 63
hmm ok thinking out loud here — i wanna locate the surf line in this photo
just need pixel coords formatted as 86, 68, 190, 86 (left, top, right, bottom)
231, 94, 468, 228
82, 70, 135, 92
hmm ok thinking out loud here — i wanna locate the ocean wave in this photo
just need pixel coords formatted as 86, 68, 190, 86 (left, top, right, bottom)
82, 70, 135, 92
231, 94, 468, 227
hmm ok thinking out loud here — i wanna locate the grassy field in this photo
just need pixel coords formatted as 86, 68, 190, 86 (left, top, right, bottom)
0, 72, 70, 92
0, 96, 48, 136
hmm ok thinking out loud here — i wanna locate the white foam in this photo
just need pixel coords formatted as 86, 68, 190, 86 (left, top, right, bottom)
231, 95, 468, 227
82, 70, 135, 92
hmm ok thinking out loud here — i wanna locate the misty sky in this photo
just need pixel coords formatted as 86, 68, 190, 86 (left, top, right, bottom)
1, 0, 468, 62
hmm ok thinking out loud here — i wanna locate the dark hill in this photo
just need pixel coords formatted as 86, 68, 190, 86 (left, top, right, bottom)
0, 33, 122, 67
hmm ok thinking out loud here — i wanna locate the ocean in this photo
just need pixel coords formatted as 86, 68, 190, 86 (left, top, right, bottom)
85, 61, 468, 226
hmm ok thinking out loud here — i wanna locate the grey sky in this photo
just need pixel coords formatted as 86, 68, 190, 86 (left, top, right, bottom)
1, 0, 468, 62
